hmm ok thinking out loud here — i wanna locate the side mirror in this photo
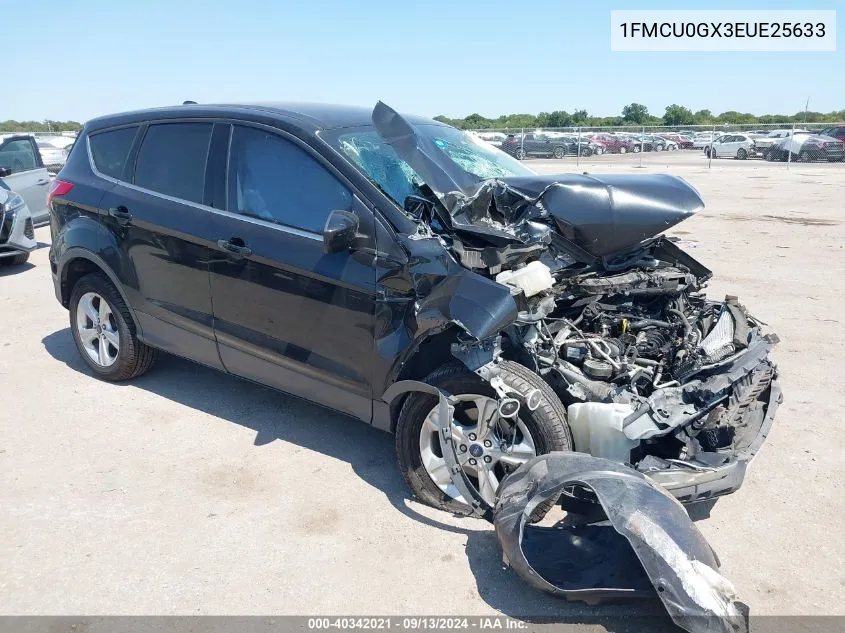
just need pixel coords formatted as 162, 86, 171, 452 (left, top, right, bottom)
0, 167, 11, 177
323, 210, 359, 254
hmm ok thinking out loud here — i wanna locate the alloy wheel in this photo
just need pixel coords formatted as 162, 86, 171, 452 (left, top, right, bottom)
418, 394, 537, 506
75, 292, 120, 367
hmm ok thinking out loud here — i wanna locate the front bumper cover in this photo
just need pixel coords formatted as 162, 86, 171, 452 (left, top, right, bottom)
646, 377, 782, 504
0, 206, 37, 257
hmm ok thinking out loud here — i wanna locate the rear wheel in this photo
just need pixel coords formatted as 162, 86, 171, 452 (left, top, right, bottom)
799, 149, 812, 163
619, 146, 627, 154
515, 148, 527, 160
395, 361, 571, 516
69, 273, 159, 381
632, 145, 641, 153
552, 146, 566, 159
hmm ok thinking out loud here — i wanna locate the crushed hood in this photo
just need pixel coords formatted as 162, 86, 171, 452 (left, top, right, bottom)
372, 102, 704, 261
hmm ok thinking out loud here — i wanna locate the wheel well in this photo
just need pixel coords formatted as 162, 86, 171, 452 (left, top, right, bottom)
60, 257, 102, 307
388, 328, 461, 431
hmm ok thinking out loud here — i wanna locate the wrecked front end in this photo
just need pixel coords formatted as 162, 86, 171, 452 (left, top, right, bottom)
372, 101, 782, 505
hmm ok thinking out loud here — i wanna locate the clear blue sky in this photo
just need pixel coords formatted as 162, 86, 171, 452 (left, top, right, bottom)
4, 0, 842, 122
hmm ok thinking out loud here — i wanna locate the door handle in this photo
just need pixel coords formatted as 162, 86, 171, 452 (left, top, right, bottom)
36, 178, 49, 185
108, 206, 132, 224
217, 239, 252, 257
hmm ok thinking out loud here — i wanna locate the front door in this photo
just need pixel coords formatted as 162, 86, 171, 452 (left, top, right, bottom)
208, 124, 377, 421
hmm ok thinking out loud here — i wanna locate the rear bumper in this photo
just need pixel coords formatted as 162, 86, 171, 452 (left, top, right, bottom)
646, 377, 782, 504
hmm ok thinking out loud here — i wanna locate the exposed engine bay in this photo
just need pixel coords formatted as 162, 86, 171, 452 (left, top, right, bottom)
494, 239, 779, 492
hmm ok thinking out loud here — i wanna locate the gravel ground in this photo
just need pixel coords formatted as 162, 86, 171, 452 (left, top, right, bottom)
1, 154, 843, 625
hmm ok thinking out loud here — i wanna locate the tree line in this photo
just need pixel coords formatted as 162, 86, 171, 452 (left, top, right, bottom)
4, 103, 844, 133
0, 120, 83, 133
434, 103, 845, 130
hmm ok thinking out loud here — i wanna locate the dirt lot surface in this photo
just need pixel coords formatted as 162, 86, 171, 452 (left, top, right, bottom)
1, 153, 843, 625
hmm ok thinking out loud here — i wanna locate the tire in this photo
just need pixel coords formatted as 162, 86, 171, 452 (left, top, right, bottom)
552, 146, 566, 159
69, 272, 159, 381
395, 361, 571, 517
632, 145, 641, 153
799, 149, 812, 163
580, 147, 592, 157
619, 146, 627, 154
736, 148, 747, 160
515, 148, 527, 160
0, 252, 29, 266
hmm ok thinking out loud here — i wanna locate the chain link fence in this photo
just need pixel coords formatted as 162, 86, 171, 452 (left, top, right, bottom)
471, 122, 845, 169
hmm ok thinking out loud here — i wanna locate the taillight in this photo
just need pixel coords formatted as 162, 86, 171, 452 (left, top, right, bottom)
47, 179, 74, 208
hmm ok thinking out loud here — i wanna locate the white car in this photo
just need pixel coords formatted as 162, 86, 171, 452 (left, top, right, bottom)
692, 133, 721, 149
36, 139, 71, 171
0, 184, 37, 266
472, 131, 506, 147
0, 135, 52, 227
705, 133, 760, 159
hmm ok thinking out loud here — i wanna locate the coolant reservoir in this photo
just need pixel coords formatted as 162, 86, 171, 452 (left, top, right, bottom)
567, 402, 640, 463
495, 261, 554, 297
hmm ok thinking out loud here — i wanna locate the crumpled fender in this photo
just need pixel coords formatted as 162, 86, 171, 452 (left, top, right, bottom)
494, 452, 747, 633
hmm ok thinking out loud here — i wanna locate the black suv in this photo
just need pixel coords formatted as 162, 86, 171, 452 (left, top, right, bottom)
49, 101, 780, 512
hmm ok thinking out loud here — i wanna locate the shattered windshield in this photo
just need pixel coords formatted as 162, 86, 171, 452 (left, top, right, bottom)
323, 124, 534, 209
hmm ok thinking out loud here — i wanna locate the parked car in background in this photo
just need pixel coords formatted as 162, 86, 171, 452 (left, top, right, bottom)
660, 133, 694, 149
501, 133, 595, 159
753, 129, 809, 159
0, 179, 38, 266
473, 131, 506, 147
767, 132, 845, 162
817, 125, 845, 143
705, 133, 759, 159
0, 135, 51, 226
692, 133, 720, 149
37, 140, 71, 172
591, 134, 635, 154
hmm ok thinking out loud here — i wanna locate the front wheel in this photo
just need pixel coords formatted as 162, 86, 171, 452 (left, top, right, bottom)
552, 146, 566, 159
515, 148, 527, 160
395, 361, 571, 516
69, 272, 159, 381
632, 145, 641, 153
736, 148, 747, 160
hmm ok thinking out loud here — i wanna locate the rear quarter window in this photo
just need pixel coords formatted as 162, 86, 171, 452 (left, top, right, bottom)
89, 127, 139, 180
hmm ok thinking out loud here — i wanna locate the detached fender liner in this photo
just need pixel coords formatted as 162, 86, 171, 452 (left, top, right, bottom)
494, 453, 747, 633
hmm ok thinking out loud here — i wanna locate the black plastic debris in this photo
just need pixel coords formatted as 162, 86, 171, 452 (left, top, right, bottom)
494, 453, 748, 633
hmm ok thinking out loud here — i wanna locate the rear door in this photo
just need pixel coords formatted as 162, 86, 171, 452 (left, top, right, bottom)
95, 121, 224, 370
207, 123, 377, 421
0, 136, 51, 224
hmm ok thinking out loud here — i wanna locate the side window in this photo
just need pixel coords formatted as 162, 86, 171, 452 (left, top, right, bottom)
227, 125, 352, 233
89, 127, 138, 180
0, 139, 38, 173
134, 123, 212, 204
